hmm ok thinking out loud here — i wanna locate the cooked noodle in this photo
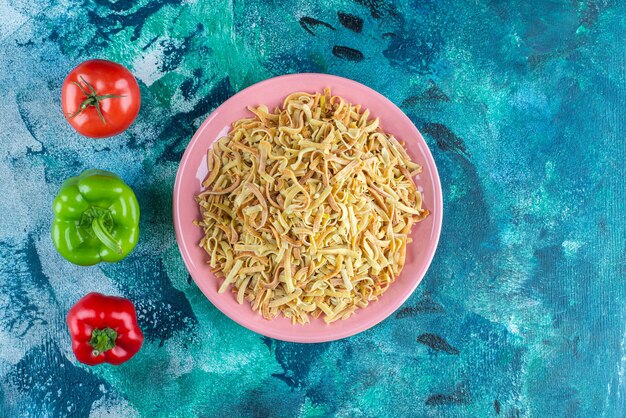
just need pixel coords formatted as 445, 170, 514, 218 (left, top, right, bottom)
195, 89, 429, 324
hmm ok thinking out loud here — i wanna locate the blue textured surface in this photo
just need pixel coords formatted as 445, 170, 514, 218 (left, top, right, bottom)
1, 0, 625, 416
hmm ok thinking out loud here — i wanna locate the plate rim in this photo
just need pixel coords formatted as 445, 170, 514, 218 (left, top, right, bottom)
173, 73, 443, 343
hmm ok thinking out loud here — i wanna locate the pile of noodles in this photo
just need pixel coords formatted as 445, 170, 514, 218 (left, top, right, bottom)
195, 88, 429, 324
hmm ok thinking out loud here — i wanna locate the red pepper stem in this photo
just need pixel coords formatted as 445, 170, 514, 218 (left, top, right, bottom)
90, 327, 118, 356
92, 215, 123, 254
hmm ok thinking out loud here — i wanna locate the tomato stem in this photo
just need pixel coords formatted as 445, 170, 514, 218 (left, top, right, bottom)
94, 100, 105, 124
73, 81, 90, 96
66, 76, 126, 125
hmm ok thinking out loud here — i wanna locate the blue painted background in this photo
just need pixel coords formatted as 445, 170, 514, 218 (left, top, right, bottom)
1, 0, 625, 416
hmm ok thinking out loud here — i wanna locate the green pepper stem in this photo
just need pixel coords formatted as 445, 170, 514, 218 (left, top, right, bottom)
92, 216, 123, 254
90, 327, 118, 356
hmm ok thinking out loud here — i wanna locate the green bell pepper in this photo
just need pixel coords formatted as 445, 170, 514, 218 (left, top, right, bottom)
51, 169, 140, 266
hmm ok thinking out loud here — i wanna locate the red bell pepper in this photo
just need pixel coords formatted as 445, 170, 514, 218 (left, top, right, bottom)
67, 293, 144, 365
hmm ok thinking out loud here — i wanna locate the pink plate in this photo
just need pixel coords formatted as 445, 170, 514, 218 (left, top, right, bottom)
173, 73, 443, 343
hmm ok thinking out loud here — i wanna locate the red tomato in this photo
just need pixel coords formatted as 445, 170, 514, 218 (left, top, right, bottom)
61, 59, 141, 138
